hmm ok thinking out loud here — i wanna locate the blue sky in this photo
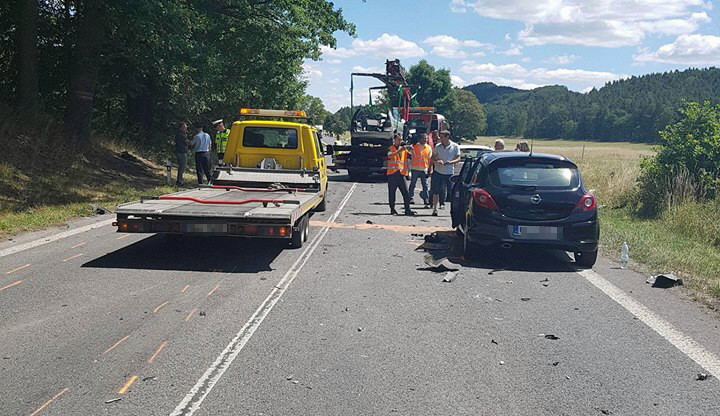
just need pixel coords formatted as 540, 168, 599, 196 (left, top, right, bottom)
303, 0, 720, 112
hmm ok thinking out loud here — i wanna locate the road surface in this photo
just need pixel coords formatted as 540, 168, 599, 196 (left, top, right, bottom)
1, 173, 719, 415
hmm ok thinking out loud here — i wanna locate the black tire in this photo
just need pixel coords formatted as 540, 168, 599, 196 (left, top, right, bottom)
315, 196, 327, 212
575, 250, 598, 268
291, 216, 307, 248
463, 220, 478, 259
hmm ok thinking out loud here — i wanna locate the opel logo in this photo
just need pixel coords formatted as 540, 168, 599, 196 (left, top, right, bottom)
530, 194, 542, 204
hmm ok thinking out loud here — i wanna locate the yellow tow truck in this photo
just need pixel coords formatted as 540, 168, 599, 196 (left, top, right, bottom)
115, 109, 328, 248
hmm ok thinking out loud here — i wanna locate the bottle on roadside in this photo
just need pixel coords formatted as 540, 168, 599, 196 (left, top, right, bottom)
620, 242, 629, 269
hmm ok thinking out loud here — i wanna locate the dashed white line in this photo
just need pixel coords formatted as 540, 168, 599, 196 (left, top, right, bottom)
170, 182, 358, 416
578, 269, 720, 379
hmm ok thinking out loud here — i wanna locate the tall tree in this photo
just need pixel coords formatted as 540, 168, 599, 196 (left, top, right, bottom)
445, 88, 486, 140
407, 60, 454, 114
16, 0, 39, 115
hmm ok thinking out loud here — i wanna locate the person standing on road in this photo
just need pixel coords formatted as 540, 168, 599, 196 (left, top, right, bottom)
430, 130, 460, 217
175, 122, 189, 186
213, 119, 230, 166
387, 133, 416, 216
408, 133, 433, 208
191, 122, 212, 185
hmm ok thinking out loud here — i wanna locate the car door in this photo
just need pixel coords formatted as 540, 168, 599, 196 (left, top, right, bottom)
451, 157, 479, 228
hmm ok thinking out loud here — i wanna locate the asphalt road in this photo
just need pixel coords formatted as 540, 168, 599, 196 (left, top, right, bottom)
1, 173, 720, 416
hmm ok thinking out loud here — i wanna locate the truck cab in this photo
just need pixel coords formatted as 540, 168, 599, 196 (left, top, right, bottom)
222, 109, 328, 195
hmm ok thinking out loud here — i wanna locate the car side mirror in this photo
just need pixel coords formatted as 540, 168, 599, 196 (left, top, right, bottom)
450, 175, 460, 183
325, 145, 334, 156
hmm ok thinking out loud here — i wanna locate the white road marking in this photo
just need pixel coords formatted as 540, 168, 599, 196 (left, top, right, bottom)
170, 183, 358, 416
0, 218, 114, 258
578, 269, 720, 379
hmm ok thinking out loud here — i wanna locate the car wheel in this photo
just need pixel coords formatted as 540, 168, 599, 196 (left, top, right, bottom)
575, 250, 597, 268
463, 219, 478, 259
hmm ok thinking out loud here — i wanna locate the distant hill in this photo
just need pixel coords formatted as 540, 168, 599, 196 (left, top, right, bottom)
463, 67, 720, 142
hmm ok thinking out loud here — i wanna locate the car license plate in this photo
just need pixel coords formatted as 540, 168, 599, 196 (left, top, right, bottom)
183, 223, 227, 233
509, 225, 561, 240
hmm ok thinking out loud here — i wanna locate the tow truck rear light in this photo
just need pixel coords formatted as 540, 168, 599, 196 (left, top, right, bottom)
575, 194, 597, 212
239, 108, 307, 118
472, 188, 499, 210
278, 226, 288, 237
268, 227, 275, 237
244, 225, 258, 235
118, 222, 129, 231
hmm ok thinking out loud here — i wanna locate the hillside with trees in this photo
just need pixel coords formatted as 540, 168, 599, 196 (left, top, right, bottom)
465, 67, 720, 142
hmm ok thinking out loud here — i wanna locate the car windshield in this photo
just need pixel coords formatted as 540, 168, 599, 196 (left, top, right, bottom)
489, 161, 578, 189
243, 127, 298, 149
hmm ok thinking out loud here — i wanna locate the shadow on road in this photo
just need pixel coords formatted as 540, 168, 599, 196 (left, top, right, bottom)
419, 231, 574, 274
82, 234, 285, 273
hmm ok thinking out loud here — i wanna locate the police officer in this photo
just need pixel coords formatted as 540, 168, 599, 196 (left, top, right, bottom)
212, 119, 230, 166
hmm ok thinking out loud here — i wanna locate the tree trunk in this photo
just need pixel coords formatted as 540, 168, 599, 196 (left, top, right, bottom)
64, 0, 105, 146
17, 0, 39, 115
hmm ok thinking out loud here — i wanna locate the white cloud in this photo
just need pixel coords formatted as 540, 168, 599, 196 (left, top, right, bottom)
498, 46, 522, 56
423, 35, 493, 59
470, 76, 546, 90
320, 45, 357, 58
451, 0, 467, 13
301, 63, 323, 81
329, 79, 340, 84
581, 86, 595, 93
326, 59, 342, 65
504, 33, 512, 42
634, 33, 720, 65
451, 75, 466, 87
352, 65, 385, 73
472, 51, 487, 57
352, 33, 425, 58
520, 57, 532, 63
465, 0, 711, 47
546, 54, 577, 65
460, 60, 625, 89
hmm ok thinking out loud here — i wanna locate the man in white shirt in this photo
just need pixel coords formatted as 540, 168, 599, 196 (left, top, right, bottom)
430, 130, 461, 216
190, 122, 213, 184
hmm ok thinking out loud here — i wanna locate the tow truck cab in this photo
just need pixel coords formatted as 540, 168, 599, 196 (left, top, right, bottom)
222, 109, 328, 194
407, 107, 450, 147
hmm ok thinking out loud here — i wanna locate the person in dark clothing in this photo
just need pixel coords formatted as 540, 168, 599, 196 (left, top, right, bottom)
190, 122, 213, 184
386, 133, 416, 216
175, 122, 189, 186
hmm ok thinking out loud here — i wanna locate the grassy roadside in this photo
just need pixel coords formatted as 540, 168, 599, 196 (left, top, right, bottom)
472, 136, 720, 303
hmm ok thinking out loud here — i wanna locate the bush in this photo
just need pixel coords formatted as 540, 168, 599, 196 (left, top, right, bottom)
636, 101, 720, 216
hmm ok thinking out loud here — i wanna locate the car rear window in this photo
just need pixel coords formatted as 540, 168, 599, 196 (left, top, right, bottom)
489, 161, 578, 189
243, 127, 298, 149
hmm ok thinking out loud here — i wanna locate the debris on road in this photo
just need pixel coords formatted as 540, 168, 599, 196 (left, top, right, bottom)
696, 373, 711, 381
357, 327, 363, 332
499, 361, 506, 365
646, 273, 683, 288
544, 334, 560, 340
423, 254, 459, 272
491, 339, 498, 345
543, 283, 549, 287
366, 220, 374, 224
540, 278, 549, 282
199, 311, 207, 316
521, 297, 531, 301
442, 271, 458, 283
291, 380, 300, 384
105, 398, 122, 404
552, 361, 560, 366
286, 375, 294, 380
142, 376, 156, 382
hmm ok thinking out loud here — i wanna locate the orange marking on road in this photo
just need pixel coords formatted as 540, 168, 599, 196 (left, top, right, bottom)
148, 341, 168, 364
310, 220, 448, 234
103, 335, 130, 355
206, 284, 220, 298
117, 375, 138, 394
116, 234, 130, 240
71, 241, 86, 249
184, 308, 197, 322
181, 285, 190, 293
28, 387, 69, 416
6, 263, 30, 275
153, 301, 169, 313
0, 280, 23, 292
62, 253, 84, 262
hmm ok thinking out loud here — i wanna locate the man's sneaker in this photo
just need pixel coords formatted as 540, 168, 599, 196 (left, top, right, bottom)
423, 204, 431, 209
409, 199, 415, 205
390, 209, 399, 215
404, 210, 416, 216
432, 210, 438, 216
440, 204, 445, 210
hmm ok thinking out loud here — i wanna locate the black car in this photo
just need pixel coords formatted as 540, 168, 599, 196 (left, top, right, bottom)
450, 152, 599, 267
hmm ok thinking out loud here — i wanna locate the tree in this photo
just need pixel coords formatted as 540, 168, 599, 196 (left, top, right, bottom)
16, 0, 39, 115
445, 89, 486, 140
298, 95, 329, 125
407, 60, 454, 114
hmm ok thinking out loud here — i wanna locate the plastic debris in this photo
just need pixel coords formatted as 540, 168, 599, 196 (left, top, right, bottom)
521, 298, 531, 301
620, 242, 629, 269
357, 327, 363, 332
499, 361, 506, 365
442, 271, 458, 283
646, 273, 683, 288
697, 373, 711, 381
366, 220, 373, 224
286, 375, 294, 380
552, 361, 560, 366
142, 376, 156, 382
105, 398, 122, 404
291, 380, 300, 384
545, 334, 560, 340
491, 339, 498, 345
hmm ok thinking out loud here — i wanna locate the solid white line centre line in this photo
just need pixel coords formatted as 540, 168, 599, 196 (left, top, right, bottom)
578, 269, 720, 379
170, 182, 358, 416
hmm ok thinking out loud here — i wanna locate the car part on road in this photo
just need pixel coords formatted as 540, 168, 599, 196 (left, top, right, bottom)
442, 271, 458, 282
545, 334, 560, 340
646, 273, 684, 288
697, 373, 711, 381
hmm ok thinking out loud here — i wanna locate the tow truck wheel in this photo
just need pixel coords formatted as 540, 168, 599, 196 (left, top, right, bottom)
303, 216, 310, 242
291, 216, 307, 248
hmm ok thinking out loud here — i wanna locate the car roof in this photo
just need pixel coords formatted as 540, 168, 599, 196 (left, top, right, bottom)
481, 151, 574, 164
459, 144, 493, 150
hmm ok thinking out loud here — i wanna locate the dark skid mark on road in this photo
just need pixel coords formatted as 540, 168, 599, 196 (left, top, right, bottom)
82, 235, 283, 273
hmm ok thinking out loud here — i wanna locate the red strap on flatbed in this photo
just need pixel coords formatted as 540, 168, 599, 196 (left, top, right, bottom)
158, 196, 289, 205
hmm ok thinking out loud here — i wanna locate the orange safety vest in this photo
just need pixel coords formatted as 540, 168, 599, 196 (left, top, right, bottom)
410, 143, 432, 171
387, 145, 408, 176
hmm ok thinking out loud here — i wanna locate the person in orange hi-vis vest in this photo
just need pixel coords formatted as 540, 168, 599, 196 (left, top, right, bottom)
387, 133, 416, 216
408, 133, 433, 208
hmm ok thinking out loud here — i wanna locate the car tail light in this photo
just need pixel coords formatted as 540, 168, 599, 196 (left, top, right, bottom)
472, 188, 498, 210
576, 194, 596, 212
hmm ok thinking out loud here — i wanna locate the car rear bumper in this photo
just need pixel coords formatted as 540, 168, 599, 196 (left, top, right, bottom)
466, 219, 599, 253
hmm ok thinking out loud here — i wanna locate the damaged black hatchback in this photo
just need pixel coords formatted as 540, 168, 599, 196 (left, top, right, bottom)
450, 152, 599, 267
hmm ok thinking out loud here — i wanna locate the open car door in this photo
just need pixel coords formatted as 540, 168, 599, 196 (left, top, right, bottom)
451, 157, 481, 229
